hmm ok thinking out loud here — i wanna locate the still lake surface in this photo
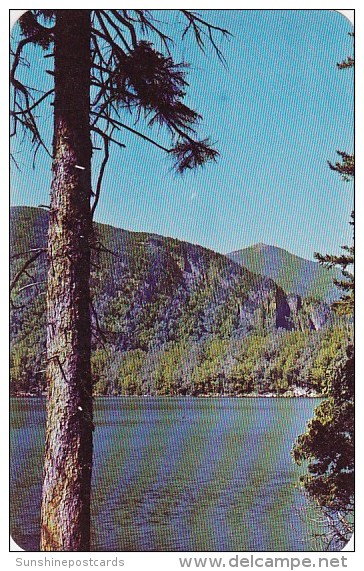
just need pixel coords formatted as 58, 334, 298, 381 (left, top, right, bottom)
10, 397, 322, 552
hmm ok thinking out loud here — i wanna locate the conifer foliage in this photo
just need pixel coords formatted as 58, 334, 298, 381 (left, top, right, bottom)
293, 36, 354, 550
10, 9, 228, 551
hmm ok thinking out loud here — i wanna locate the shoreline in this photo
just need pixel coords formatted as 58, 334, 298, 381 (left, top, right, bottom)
10, 392, 323, 399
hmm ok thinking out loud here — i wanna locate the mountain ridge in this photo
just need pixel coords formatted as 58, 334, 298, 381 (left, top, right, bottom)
227, 243, 341, 302
10, 206, 349, 397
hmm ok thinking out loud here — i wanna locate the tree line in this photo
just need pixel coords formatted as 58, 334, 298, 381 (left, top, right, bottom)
11, 325, 352, 398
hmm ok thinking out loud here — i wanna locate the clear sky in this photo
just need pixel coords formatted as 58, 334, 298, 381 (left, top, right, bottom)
11, 9, 354, 261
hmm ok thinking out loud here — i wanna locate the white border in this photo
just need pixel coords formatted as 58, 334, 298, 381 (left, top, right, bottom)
4, 5, 360, 569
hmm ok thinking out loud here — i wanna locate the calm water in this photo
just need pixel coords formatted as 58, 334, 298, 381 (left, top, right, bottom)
10, 397, 322, 552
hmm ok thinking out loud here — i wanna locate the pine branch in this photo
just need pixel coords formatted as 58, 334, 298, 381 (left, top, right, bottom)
91, 126, 126, 150
180, 10, 231, 64
11, 89, 54, 117
133, 10, 173, 53
90, 301, 109, 347
337, 56, 354, 69
328, 151, 354, 181
11, 247, 46, 260
315, 252, 353, 270
333, 279, 353, 292
10, 35, 52, 158
18, 280, 46, 293
10, 250, 45, 293
109, 10, 138, 48
171, 138, 219, 173
91, 133, 110, 219
18, 11, 55, 48
96, 10, 131, 53
91, 111, 170, 152
90, 240, 120, 258
91, 26, 126, 60
88, 11, 226, 175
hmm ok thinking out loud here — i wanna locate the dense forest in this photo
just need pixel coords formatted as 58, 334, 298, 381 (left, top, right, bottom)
10, 206, 352, 397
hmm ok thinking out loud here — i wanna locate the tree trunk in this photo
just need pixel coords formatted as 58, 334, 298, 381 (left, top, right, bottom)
40, 10, 93, 551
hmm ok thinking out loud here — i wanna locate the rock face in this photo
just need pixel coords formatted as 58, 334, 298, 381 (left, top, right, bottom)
10, 206, 340, 396
286, 294, 332, 332
10, 207, 332, 353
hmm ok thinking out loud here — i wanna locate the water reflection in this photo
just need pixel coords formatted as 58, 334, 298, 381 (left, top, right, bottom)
10, 397, 321, 551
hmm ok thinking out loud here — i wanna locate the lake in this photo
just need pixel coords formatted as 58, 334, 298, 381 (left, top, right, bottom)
10, 397, 323, 552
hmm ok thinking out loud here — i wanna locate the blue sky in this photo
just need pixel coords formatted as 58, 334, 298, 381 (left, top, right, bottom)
11, 10, 354, 260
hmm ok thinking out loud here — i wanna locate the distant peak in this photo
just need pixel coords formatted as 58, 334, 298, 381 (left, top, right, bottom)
249, 243, 289, 255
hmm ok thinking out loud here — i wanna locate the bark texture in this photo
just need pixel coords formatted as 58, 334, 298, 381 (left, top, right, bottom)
40, 10, 93, 551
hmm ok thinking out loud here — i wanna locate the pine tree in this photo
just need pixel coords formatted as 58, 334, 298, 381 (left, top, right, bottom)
314, 34, 354, 316
293, 36, 354, 550
10, 9, 229, 551
315, 210, 354, 317
293, 344, 354, 549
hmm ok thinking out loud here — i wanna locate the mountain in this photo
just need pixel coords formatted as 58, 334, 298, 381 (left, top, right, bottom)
10, 207, 350, 397
227, 243, 341, 303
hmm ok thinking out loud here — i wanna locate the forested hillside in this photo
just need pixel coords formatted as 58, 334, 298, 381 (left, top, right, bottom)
228, 243, 341, 302
10, 207, 351, 396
